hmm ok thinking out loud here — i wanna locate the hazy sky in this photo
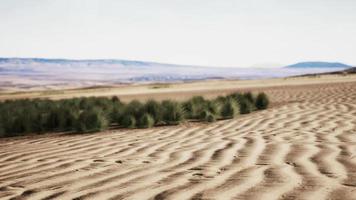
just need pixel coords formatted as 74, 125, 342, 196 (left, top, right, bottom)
1, 0, 355, 67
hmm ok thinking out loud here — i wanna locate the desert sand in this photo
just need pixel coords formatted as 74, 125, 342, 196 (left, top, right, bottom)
0, 75, 356, 200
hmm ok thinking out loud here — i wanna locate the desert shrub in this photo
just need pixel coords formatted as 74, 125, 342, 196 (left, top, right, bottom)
237, 97, 253, 114
200, 110, 217, 122
0, 115, 13, 137
205, 101, 219, 116
37, 113, 50, 132
182, 101, 194, 119
206, 113, 217, 122
111, 96, 120, 102
79, 97, 92, 109
0, 91, 269, 138
191, 96, 205, 103
38, 99, 80, 131
45, 108, 61, 130
255, 92, 269, 110
213, 96, 227, 117
59, 108, 79, 131
183, 96, 219, 120
121, 115, 136, 128
220, 98, 239, 119
199, 110, 210, 120
14, 106, 40, 134
183, 96, 205, 119
10, 116, 30, 135
138, 113, 155, 128
79, 96, 109, 110
93, 97, 115, 116
243, 92, 255, 104
110, 105, 124, 124
229, 92, 244, 102
214, 95, 229, 105
228, 92, 255, 114
0, 123, 5, 137
161, 100, 185, 125
124, 100, 145, 119
144, 99, 162, 124
110, 99, 125, 124
75, 108, 108, 133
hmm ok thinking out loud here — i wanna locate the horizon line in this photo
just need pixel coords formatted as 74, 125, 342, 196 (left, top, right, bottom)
0, 56, 354, 68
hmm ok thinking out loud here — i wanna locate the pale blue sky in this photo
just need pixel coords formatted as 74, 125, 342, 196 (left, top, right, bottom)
0, 0, 355, 67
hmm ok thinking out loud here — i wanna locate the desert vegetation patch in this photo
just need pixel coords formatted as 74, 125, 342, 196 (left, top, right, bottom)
0, 92, 269, 137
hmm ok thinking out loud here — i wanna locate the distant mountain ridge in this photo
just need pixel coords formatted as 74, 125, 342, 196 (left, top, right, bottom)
0, 57, 168, 67
1, 57, 354, 91
285, 62, 351, 69
1, 58, 352, 69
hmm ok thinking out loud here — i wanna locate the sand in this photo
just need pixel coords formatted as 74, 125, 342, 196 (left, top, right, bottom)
0, 76, 356, 200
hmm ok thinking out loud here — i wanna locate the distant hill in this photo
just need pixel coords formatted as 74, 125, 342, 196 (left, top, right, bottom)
0, 57, 162, 67
285, 62, 351, 69
1, 57, 353, 91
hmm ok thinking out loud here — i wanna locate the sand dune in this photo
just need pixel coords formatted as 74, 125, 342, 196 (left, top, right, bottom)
1, 79, 356, 200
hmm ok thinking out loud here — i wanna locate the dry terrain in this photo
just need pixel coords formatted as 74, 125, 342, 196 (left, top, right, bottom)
1, 75, 356, 200
1, 74, 356, 102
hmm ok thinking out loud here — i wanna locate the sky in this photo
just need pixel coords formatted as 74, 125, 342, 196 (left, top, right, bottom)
0, 0, 356, 67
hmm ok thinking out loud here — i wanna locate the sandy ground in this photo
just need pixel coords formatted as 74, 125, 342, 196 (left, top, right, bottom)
0, 76, 356, 200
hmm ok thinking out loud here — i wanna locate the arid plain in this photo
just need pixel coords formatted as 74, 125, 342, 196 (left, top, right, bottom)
0, 75, 356, 200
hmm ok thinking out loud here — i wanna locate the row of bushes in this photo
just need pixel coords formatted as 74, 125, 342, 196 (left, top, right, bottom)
0, 92, 269, 137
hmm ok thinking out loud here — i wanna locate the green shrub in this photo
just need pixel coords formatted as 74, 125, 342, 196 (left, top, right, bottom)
243, 92, 255, 104
229, 92, 244, 102
46, 108, 61, 130
59, 109, 79, 131
237, 97, 253, 114
111, 96, 120, 102
138, 113, 155, 128
220, 98, 239, 119
0, 123, 5, 137
79, 97, 92, 109
124, 100, 144, 119
228, 92, 255, 114
110, 103, 125, 124
0, 116, 13, 137
214, 95, 229, 105
0, 91, 269, 138
161, 100, 185, 125
190, 96, 205, 103
183, 96, 206, 119
255, 92, 269, 110
37, 113, 50, 132
144, 99, 162, 124
199, 110, 210, 120
205, 101, 219, 116
206, 113, 217, 122
121, 115, 136, 128
183, 96, 219, 120
14, 113, 34, 134
199, 110, 217, 122
75, 108, 108, 133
